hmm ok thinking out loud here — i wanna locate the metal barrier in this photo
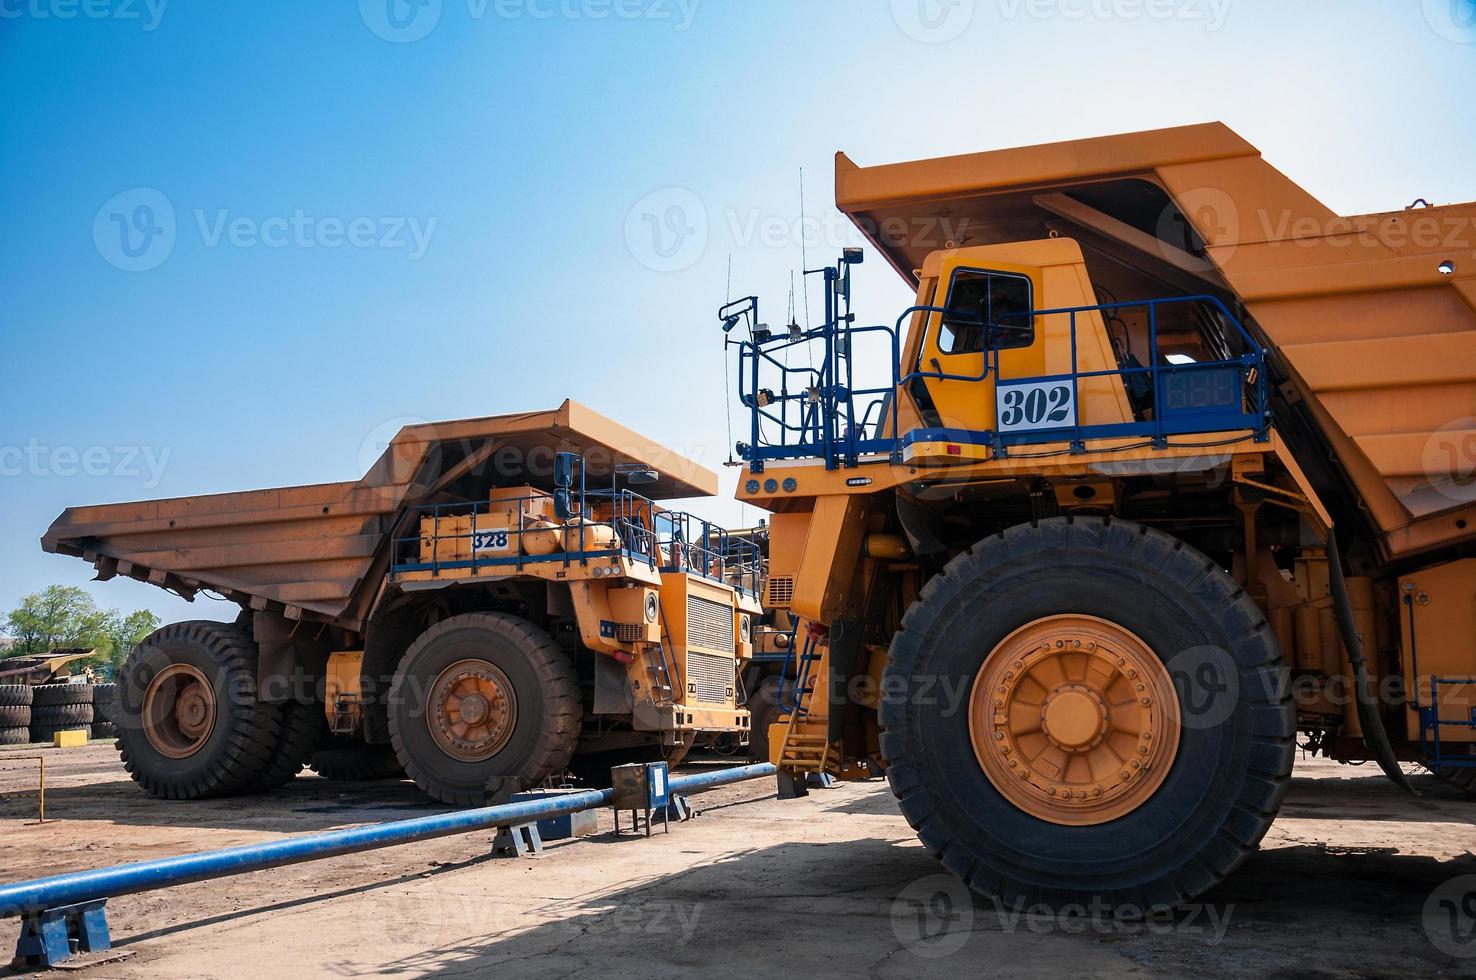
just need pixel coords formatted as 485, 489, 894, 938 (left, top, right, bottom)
725, 255, 1270, 469
389, 463, 762, 598
0, 762, 777, 966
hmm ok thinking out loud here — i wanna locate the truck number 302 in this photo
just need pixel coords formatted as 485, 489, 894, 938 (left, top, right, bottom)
999, 384, 1072, 428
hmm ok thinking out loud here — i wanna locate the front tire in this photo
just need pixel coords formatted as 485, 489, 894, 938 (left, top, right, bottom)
388, 613, 581, 805
881, 517, 1293, 909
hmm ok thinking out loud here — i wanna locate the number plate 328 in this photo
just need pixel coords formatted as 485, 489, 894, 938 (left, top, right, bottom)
996, 380, 1076, 433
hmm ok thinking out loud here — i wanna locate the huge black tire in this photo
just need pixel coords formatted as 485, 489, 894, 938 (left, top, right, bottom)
745, 675, 785, 764
0, 685, 33, 707
32, 703, 94, 727
0, 705, 30, 728
565, 741, 692, 787
244, 698, 323, 792
34, 683, 93, 707
115, 621, 282, 800
881, 517, 1294, 910
92, 683, 119, 723
388, 613, 581, 806
0, 726, 27, 746
309, 739, 406, 781
91, 721, 117, 741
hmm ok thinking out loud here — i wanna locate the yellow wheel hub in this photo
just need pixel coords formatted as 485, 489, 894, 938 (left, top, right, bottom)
427, 659, 517, 762
968, 614, 1180, 826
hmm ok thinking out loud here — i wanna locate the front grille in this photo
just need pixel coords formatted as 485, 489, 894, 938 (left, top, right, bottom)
615, 623, 644, 643
686, 595, 734, 653
685, 651, 735, 704
765, 576, 795, 608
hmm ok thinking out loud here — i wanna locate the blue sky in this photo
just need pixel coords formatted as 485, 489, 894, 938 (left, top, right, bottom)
1, 0, 1473, 627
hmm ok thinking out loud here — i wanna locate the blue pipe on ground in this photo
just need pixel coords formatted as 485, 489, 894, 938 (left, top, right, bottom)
0, 762, 776, 918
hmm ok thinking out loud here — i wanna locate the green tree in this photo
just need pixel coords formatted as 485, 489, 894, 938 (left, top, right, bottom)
101, 608, 162, 677
4, 586, 159, 679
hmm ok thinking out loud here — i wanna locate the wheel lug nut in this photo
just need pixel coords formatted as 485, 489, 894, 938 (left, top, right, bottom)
1140, 697, 1151, 705
994, 731, 1004, 740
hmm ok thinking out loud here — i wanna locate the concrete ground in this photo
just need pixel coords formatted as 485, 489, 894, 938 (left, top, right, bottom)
2, 744, 1476, 978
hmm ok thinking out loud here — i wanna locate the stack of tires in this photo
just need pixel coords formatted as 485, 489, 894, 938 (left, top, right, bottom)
0, 685, 31, 745
30, 683, 94, 743
92, 683, 118, 740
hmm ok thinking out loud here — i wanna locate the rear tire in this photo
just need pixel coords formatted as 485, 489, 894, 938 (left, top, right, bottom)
388, 613, 581, 806
880, 517, 1294, 910
309, 740, 405, 781
115, 621, 282, 800
745, 675, 785, 764
245, 699, 323, 792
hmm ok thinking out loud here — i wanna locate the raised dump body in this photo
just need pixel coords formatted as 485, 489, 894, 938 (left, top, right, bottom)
833, 121, 1476, 561
43, 401, 757, 807
42, 400, 717, 628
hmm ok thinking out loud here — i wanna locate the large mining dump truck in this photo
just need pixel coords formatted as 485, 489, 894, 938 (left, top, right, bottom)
43, 401, 760, 804
724, 122, 1476, 907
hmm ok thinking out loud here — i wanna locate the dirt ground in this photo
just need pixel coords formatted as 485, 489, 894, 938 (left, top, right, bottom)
2, 744, 1475, 979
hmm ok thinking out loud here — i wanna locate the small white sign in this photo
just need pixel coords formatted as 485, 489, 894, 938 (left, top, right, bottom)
472, 528, 511, 552
996, 380, 1076, 433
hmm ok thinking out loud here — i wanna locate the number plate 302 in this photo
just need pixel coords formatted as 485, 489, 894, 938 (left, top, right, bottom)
996, 380, 1076, 433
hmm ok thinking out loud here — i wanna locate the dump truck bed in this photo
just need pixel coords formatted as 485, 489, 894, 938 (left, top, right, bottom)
836, 122, 1476, 559
42, 400, 717, 628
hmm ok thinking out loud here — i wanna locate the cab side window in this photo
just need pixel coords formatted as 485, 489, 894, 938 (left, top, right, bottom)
939, 269, 1034, 354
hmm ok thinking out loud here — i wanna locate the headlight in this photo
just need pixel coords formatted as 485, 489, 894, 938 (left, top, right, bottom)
740, 615, 751, 642
644, 592, 659, 623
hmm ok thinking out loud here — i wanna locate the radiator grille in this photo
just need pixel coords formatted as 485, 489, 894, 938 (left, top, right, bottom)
615, 623, 645, 643
685, 651, 735, 704
765, 576, 794, 608
686, 595, 734, 653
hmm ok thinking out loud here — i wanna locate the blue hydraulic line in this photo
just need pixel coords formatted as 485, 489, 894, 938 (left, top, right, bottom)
0, 763, 777, 918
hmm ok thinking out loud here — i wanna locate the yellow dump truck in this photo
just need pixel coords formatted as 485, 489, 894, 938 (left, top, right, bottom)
724, 123, 1476, 907
43, 401, 759, 804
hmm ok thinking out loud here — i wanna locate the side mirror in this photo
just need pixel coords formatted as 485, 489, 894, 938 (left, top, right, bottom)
626, 468, 659, 486
553, 488, 574, 521
553, 452, 577, 489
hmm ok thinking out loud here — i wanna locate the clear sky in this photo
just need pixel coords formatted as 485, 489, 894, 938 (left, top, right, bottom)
1, 0, 1473, 627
